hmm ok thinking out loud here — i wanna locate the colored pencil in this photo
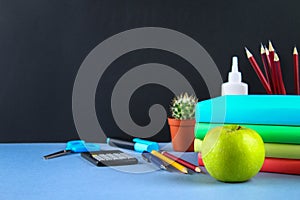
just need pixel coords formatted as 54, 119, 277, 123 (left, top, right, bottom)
274, 53, 286, 94
260, 44, 272, 90
161, 151, 201, 173
245, 47, 272, 94
265, 47, 277, 94
268, 41, 280, 94
294, 47, 300, 95
151, 150, 188, 174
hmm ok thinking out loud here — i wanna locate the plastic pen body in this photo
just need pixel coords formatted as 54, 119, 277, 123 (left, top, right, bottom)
107, 138, 135, 150
142, 152, 167, 170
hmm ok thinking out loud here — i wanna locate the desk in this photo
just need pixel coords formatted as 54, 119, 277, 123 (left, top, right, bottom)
0, 143, 299, 200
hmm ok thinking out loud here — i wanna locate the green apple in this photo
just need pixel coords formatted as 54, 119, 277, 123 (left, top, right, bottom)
202, 125, 265, 182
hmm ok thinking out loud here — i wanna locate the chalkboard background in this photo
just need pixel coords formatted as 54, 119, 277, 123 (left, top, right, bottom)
0, 0, 300, 142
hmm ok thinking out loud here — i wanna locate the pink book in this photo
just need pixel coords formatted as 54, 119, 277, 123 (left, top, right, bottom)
198, 153, 300, 175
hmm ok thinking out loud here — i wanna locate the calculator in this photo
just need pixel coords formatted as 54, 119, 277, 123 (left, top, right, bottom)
81, 150, 138, 166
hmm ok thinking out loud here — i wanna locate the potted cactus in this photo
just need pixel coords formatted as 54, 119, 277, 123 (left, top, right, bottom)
168, 93, 198, 152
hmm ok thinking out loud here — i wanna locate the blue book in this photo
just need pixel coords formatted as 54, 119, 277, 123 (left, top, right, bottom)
195, 95, 300, 126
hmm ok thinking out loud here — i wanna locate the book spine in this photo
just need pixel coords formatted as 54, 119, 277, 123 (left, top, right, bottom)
198, 153, 300, 175
194, 123, 300, 144
195, 138, 300, 159
195, 95, 300, 126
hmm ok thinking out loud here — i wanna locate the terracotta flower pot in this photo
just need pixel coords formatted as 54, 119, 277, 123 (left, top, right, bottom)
168, 118, 195, 152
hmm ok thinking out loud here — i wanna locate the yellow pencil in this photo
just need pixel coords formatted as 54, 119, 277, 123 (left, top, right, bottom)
151, 150, 188, 174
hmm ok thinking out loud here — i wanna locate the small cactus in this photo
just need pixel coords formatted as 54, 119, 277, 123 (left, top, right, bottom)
170, 93, 198, 120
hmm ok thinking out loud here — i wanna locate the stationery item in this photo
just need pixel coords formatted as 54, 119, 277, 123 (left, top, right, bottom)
81, 150, 138, 166
194, 123, 300, 144
43, 140, 100, 159
195, 95, 300, 126
274, 53, 286, 94
197, 153, 300, 175
142, 151, 167, 170
245, 47, 272, 94
294, 47, 300, 95
265, 47, 277, 93
194, 138, 300, 159
150, 150, 188, 174
107, 138, 159, 153
260, 44, 272, 87
221, 56, 248, 96
161, 151, 201, 173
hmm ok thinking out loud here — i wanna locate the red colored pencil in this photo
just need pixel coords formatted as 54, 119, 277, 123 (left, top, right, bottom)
161, 151, 201, 173
293, 47, 300, 95
265, 47, 277, 94
274, 53, 286, 94
245, 47, 272, 94
260, 44, 272, 91
268, 41, 279, 94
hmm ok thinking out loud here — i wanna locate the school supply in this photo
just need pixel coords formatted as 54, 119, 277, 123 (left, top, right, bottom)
107, 138, 160, 152
197, 153, 300, 175
194, 138, 300, 159
142, 151, 168, 170
195, 95, 300, 126
194, 123, 300, 144
221, 56, 248, 95
161, 151, 201, 173
43, 140, 100, 159
245, 41, 299, 95
150, 150, 188, 174
81, 150, 138, 166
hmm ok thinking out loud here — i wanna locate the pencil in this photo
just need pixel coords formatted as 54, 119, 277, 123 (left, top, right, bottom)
265, 47, 278, 94
268, 41, 280, 94
274, 53, 286, 94
245, 47, 272, 94
260, 44, 272, 90
151, 150, 188, 174
294, 47, 300, 95
142, 152, 167, 170
161, 151, 201, 173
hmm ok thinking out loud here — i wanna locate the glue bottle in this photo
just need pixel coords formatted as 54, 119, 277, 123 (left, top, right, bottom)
221, 56, 248, 95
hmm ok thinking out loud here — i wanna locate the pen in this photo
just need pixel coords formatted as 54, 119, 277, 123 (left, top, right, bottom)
142, 152, 167, 170
107, 138, 135, 150
150, 150, 188, 174
107, 138, 160, 152
161, 151, 201, 173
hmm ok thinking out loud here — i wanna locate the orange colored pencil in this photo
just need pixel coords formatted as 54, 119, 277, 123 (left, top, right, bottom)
245, 47, 272, 94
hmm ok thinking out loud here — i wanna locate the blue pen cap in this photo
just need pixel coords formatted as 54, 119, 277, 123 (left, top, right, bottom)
133, 138, 160, 152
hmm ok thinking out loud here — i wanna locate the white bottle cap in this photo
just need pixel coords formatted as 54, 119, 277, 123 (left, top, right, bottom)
228, 56, 241, 82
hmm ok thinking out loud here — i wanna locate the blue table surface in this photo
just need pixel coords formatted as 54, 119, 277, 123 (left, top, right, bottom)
0, 143, 299, 200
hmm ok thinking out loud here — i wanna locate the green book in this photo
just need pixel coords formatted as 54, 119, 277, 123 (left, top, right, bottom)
195, 122, 300, 144
194, 138, 300, 159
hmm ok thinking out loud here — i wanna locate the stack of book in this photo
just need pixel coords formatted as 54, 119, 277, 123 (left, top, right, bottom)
194, 95, 300, 175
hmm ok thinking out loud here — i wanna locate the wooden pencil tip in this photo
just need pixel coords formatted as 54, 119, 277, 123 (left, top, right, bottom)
274, 53, 279, 61
195, 167, 201, 173
260, 44, 266, 54
294, 46, 298, 55
182, 168, 188, 174
244, 47, 252, 58
269, 40, 275, 52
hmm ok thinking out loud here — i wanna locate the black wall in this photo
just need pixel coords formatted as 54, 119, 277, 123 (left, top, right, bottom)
0, 0, 300, 142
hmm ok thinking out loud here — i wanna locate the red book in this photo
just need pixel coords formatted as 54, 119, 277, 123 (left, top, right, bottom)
198, 153, 300, 175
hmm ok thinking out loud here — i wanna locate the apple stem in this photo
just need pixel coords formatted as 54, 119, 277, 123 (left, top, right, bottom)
236, 125, 242, 130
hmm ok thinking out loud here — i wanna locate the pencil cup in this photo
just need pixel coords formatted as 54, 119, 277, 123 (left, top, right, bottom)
167, 118, 195, 152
